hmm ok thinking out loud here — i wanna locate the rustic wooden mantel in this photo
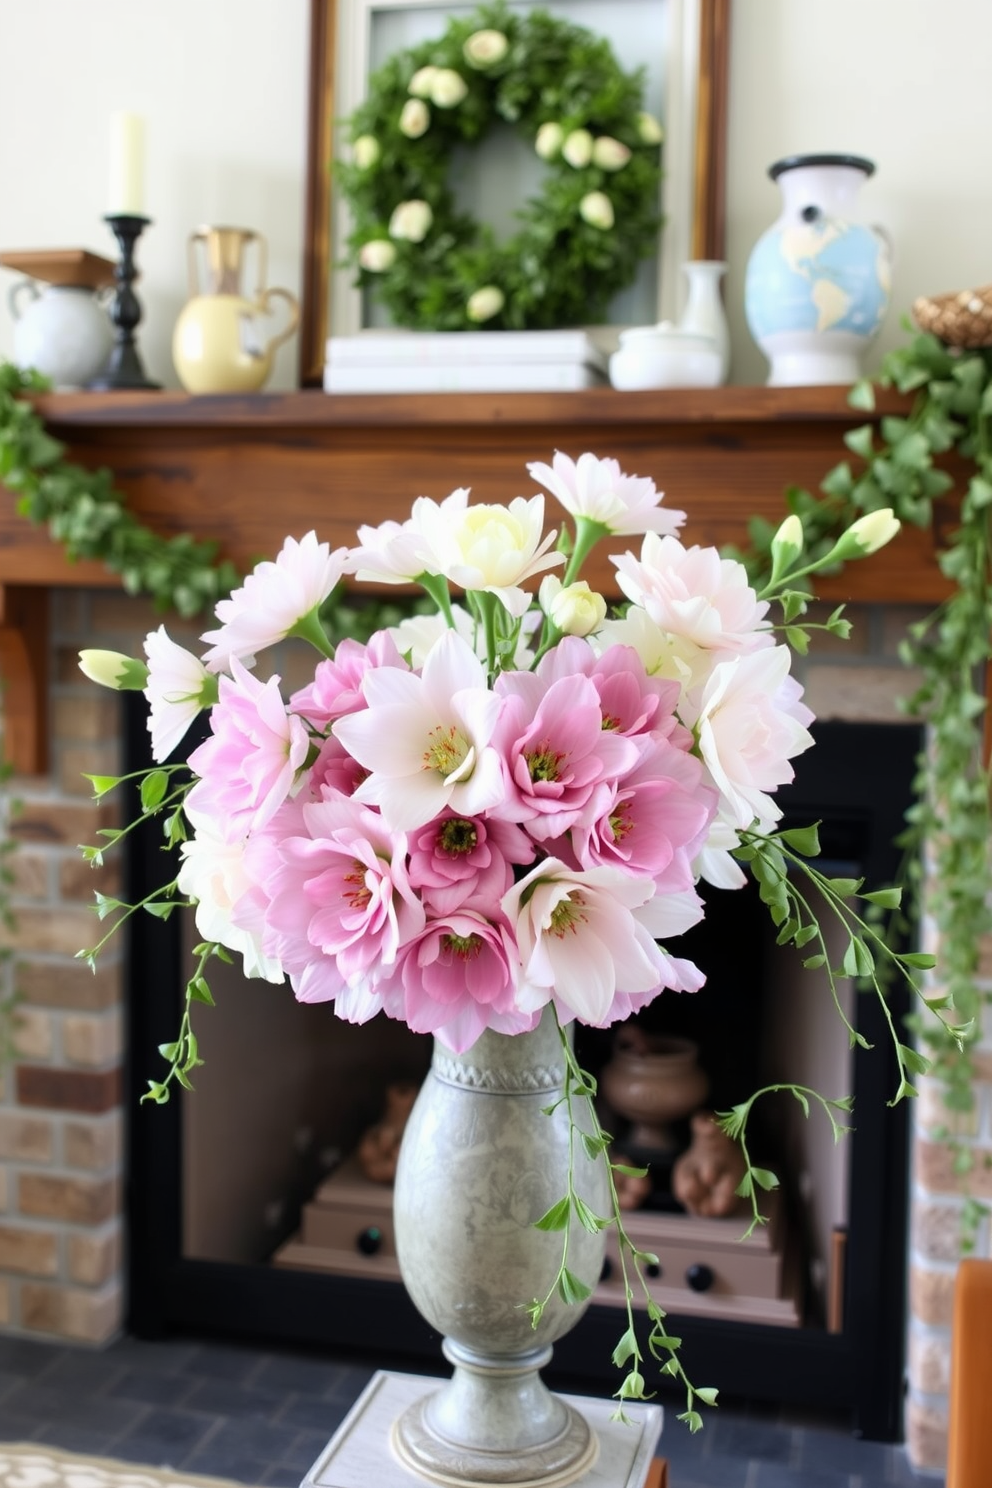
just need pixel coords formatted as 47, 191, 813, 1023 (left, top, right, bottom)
0, 385, 950, 774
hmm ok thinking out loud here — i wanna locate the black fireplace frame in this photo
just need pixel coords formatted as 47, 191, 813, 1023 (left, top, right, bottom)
125, 713, 920, 1441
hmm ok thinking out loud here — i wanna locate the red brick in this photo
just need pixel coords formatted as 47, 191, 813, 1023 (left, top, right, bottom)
18, 1173, 118, 1225
16, 1065, 122, 1114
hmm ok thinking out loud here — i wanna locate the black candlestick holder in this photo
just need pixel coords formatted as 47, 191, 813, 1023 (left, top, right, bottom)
88, 214, 160, 391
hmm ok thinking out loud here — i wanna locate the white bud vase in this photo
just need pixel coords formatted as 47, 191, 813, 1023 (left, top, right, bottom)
677, 260, 730, 384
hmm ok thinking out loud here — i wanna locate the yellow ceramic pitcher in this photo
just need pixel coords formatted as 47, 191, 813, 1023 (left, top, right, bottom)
172, 227, 299, 393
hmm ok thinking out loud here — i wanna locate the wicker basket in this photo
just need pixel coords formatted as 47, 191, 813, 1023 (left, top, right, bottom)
912, 284, 992, 348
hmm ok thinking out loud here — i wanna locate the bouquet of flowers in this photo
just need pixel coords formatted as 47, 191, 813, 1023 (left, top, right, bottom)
78, 450, 939, 1424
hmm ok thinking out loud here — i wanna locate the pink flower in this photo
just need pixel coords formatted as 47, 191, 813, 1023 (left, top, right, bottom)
333, 630, 505, 831
534, 637, 689, 745
611, 536, 772, 654
408, 811, 534, 915
177, 820, 284, 982
492, 667, 640, 840
185, 658, 310, 840
682, 647, 814, 830
291, 632, 407, 731
252, 796, 425, 1008
527, 450, 686, 537
201, 532, 348, 672
387, 911, 536, 1052
502, 859, 692, 1026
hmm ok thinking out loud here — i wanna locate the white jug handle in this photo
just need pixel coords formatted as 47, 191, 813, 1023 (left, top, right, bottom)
8, 279, 39, 321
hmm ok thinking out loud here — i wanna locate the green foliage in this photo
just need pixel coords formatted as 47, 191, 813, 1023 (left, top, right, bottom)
337, 2, 662, 330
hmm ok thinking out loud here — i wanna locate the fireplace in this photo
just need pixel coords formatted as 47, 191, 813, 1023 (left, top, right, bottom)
123, 704, 921, 1441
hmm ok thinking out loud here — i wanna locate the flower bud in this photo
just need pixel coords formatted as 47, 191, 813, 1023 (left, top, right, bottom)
78, 649, 148, 691
430, 68, 468, 108
592, 136, 631, 172
358, 239, 397, 273
466, 285, 505, 323
579, 191, 615, 231
463, 28, 508, 68
562, 129, 593, 169
534, 121, 564, 160
769, 513, 804, 581
637, 111, 664, 145
408, 65, 438, 98
389, 199, 434, 243
352, 134, 380, 170
399, 98, 431, 138
539, 577, 607, 637
834, 508, 902, 559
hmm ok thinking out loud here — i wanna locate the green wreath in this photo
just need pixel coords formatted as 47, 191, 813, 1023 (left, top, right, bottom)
337, 3, 664, 332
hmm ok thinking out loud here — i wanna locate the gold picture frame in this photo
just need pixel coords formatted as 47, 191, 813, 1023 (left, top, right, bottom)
299, 0, 730, 386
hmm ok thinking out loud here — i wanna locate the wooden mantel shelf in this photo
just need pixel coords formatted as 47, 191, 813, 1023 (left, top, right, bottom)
0, 384, 952, 774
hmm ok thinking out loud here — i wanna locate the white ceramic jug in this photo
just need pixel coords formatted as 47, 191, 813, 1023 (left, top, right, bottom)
9, 281, 113, 388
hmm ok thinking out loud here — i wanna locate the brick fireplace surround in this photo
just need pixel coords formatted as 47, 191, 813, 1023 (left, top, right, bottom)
0, 385, 977, 1474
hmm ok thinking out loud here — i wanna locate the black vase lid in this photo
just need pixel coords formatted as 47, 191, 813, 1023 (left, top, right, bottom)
768, 153, 875, 181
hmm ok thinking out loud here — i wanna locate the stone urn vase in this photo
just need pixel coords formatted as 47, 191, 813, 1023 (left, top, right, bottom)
600, 1030, 709, 1154
392, 1009, 609, 1487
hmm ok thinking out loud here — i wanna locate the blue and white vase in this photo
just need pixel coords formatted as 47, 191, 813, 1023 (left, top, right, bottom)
745, 154, 891, 387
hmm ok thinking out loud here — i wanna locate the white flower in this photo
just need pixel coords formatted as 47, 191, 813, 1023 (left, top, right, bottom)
534, 122, 564, 160
592, 136, 631, 172
399, 98, 430, 138
527, 450, 686, 537
412, 488, 563, 618
348, 517, 431, 584
177, 820, 283, 983
333, 630, 505, 831
78, 649, 147, 691
358, 239, 396, 273
580, 191, 614, 230
539, 576, 607, 637
466, 285, 504, 323
611, 534, 771, 654
143, 626, 216, 763
200, 531, 347, 672
389, 199, 433, 242
408, 65, 438, 98
430, 68, 468, 108
637, 111, 664, 145
463, 28, 508, 67
562, 129, 593, 169
593, 609, 711, 698
352, 134, 380, 169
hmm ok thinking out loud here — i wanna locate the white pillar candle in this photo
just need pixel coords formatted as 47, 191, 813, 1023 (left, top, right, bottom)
108, 112, 145, 215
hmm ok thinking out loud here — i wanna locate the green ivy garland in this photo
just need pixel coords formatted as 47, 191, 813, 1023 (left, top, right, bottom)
336, 2, 663, 331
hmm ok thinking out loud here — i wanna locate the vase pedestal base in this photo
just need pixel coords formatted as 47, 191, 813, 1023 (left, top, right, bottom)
302, 1370, 663, 1488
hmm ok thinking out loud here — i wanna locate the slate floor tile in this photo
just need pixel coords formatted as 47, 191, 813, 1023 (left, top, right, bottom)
113, 1406, 217, 1461
181, 1378, 286, 1421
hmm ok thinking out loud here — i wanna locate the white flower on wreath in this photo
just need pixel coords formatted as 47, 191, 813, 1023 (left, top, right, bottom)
562, 129, 593, 169
534, 122, 564, 160
592, 136, 631, 172
389, 200, 434, 243
430, 68, 468, 107
463, 28, 508, 68
408, 65, 438, 98
352, 135, 380, 169
580, 191, 614, 230
399, 98, 430, 138
359, 239, 396, 273
466, 285, 504, 323
637, 110, 664, 145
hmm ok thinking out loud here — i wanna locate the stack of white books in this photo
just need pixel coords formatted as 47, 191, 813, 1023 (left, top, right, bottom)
323, 329, 608, 394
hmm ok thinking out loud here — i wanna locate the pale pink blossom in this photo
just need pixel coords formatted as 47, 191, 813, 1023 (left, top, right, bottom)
593, 609, 714, 698
142, 625, 216, 762
611, 535, 772, 654
386, 911, 535, 1052
200, 532, 348, 672
184, 659, 310, 840
347, 518, 434, 585
291, 632, 407, 731
333, 629, 505, 831
177, 817, 284, 983
682, 647, 814, 831
492, 666, 640, 840
412, 489, 562, 618
502, 860, 690, 1026
408, 811, 533, 915
528, 451, 686, 537
252, 797, 424, 1008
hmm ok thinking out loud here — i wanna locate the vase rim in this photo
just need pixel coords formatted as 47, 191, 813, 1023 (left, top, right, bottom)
768, 153, 875, 181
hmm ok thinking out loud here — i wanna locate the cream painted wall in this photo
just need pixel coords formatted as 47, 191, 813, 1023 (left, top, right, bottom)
0, 0, 989, 389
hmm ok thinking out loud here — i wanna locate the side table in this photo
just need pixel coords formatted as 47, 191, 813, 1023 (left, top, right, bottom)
301, 1371, 665, 1488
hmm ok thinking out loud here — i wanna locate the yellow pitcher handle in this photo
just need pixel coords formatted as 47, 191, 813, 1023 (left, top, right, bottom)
257, 287, 300, 354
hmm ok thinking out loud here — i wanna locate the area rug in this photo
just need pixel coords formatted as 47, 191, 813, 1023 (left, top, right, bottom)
0, 1446, 249, 1488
